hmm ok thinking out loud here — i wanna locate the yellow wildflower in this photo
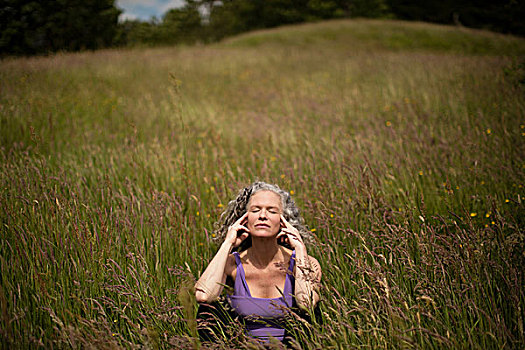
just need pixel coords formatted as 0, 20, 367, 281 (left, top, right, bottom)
386, 121, 392, 127
418, 171, 423, 176
310, 228, 316, 232
470, 213, 477, 217
486, 129, 491, 134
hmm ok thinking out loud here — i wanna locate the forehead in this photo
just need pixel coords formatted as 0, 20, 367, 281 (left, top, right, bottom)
248, 190, 282, 208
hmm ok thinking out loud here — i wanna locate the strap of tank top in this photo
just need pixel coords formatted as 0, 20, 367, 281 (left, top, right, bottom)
288, 250, 296, 272
232, 251, 242, 266
232, 251, 252, 296
283, 250, 296, 297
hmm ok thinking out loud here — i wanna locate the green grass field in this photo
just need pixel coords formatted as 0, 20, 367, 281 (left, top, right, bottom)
1, 19, 524, 348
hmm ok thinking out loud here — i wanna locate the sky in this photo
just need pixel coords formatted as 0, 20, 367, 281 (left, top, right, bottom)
116, 0, 185, 21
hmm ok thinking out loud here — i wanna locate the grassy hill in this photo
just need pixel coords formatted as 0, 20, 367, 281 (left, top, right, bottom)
1, 19, 524, 348
223, 19, 525, 56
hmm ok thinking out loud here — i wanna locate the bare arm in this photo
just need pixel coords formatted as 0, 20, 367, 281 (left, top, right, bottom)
195, 241, 234, 303
294, 248, 321, 309
194, 212, 250, 303
278, 215, 321, 310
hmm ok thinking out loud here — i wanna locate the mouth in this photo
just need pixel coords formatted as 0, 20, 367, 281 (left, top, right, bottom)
255, 223, 270, 228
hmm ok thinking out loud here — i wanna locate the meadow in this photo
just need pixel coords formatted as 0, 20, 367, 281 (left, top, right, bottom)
1, 19, 524, 348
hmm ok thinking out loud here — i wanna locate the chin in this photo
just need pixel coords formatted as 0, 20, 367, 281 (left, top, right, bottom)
251, 229, 279, 237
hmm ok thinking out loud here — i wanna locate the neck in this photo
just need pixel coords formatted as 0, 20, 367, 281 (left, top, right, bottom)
248, 237, 281, 267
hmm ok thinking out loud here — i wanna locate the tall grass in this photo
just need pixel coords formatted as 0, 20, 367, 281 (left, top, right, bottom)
1, 19, 524, 348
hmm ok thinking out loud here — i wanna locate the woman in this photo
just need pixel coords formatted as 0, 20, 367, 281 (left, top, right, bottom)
195, 181, 321, 344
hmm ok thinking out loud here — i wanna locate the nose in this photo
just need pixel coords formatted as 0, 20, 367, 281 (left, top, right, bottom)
258, 209, 268, 220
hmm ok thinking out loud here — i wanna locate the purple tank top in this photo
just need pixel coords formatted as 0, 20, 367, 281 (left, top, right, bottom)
227, 250, 296, 342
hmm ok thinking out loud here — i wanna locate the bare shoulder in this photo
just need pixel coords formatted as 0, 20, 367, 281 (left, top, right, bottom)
224, 253, 237, 279
282, 246, 293, 258
239, 249, 248, 259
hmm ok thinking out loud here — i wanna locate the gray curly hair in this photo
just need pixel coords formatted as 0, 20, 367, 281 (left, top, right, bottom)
212, 181, 312, 251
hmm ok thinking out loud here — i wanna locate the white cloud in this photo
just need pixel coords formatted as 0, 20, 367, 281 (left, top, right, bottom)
119, 12, 139, 21
159, 0, 185, 14
116, 0, 184, 20
117, 0, 161, 6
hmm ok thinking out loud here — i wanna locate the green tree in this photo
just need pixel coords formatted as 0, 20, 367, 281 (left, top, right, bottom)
387, 0, 525, 36
204, 0, 390, 42
206, 0, 259, 41
1, 0, 121, 55
348, 0, 389, 17
115, 20, 160, 47
161, 2, 203, 44
306, 0, 347, 20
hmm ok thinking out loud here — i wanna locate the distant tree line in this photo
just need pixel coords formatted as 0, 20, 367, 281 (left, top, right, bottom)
115, 0, 525, 48
115, 0, 393, 46
387, 0, 525, 36
1, 0, 524, 56
1, 0, 121, 55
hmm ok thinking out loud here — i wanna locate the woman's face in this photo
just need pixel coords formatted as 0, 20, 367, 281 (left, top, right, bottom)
246, 190, 282, 238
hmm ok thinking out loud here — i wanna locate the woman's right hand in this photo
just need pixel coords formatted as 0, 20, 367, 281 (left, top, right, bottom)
196, 212, 250, 303
225, 212, 250, 248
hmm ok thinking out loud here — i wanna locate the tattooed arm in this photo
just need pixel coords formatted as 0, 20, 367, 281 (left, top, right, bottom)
294, 248, 321, 309
278, 215, 322, 310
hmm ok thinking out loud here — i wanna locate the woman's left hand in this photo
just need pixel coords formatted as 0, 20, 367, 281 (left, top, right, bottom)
277, 215, 305, 250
